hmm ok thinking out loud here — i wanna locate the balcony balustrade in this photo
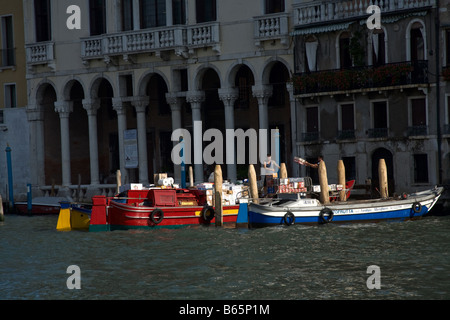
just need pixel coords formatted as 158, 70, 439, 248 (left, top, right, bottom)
293, 60, 428, 95
81, 22, 220, 60
25, 42, 54, 65
253, 13, 290, 47
293, 0, 434, 27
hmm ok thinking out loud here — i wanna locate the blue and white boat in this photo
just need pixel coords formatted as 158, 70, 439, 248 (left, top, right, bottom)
248, 186, 443, 228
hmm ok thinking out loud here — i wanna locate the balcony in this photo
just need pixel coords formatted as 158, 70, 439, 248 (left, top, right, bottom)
253, 13, 290, 48
368, 128, 388, 138
301, 131, 320, 142
292, 60, 428, 96
408, 125, 428, 136
81, 22, 220, 62
337, 130, 356, 140
293, 0, 434, 27
25, 41, 54, 65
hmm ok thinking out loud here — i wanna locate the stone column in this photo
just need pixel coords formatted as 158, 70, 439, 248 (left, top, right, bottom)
252, 84, 273, 159
218, 87, 239, 182
54, 100, 73, 187
112, 98, 128, 184
186, 91, 205, 184
166, 93, 183, 184
26, 108, 45, 188
82, 99, 101, 185
132, 96, 149, 184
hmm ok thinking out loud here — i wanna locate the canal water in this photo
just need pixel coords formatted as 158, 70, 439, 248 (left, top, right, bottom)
1, 213, 450, 300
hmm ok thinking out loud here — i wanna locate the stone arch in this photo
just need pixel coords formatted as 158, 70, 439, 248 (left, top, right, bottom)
137, 69, 170, 97
406, 18, 427, 61
192, 63, 222, 91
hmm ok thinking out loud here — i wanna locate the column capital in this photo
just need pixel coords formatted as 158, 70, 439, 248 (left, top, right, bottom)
112, 97, 127, 115
54, 101, 73, 118
252, 84, 273, 101
82, 98, 101, 116
165, 92, 183, 112
186, 90, 205, 106
131, 96, 148, 113
218, 87, 239, 107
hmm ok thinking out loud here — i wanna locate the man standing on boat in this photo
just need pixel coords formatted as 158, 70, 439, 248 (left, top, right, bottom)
262, 154, 280, 195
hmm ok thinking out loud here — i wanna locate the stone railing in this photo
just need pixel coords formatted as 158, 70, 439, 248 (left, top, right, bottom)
254, 12, 290, 47
25, 41, 54, 65
81, 22, 221, 60
293, 0, 434, 26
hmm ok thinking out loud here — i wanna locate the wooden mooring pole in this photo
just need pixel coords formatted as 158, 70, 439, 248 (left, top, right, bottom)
337, 160, 346, 202
378, 159, 389, 199
279, 163, 287, 179
248, 164, 259, 204
214, 165, 223, 227
116, 170, 122, 194
189, 166, 194, 187
318, 160, 330, 205
0, 194, 4, 222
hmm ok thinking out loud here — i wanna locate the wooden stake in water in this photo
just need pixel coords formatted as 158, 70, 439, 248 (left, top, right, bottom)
279, 163, 287, 179
214, 165, 223, 227
248, 164, 259, 204
337, 160, 346, 202
0, 194, 4, 222
189, 166, 194, 187
378, 159, 388, 199
116, 170, 122, 194
318, 160, 330, 205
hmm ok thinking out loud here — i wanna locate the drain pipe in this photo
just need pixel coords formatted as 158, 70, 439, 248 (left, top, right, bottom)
436, 0, 443, 184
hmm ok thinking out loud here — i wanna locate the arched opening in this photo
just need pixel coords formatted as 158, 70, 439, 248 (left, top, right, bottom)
201, 68, 223, 178
40, 84, 60, 185
268, 61, 290, 169
410, 22, 425, 62
234, 65, 257, 179
95, 79, 118, 184
371, 148, 395, 196
145, 74, 172, 178
67, 81, 89, 184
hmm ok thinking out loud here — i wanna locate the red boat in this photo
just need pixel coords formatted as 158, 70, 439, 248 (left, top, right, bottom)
89, 187, 241, 232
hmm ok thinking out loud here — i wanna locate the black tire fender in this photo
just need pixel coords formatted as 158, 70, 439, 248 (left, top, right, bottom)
150, 208, 164, 224
319, 208, 334, 224
283, 211, 295, 226
201, 205, 215, 222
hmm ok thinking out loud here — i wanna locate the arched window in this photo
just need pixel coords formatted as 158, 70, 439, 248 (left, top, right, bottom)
338, 31, 352, 69
407, 20, 426, 62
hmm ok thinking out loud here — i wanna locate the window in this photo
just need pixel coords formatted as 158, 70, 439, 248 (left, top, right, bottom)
339, 32, 352, 69
4, 84, 17, 108
265, 0, 285, 14
339, 103, 355, 139
1, 16, 15, 67
413, 154, 428, 183
370, 101, 388, 137
90, 0, 106, 35
196, 0, 216, 23
122, 0, 134, 31
371, 30, 385, 66
303, 106, 319, 141
446, 30, 450, 66
410, 25, 424, 61
304, 37, 318, 72
409, 97, 427, 135
173, 0, 186, 25
34, 0, 51, 42
141, 0, 166, 28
